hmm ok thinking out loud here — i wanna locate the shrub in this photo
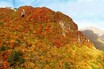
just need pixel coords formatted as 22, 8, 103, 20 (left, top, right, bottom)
65, 62, 70, 69
11, 12, 16, 19
0, 46, 5, 51
0, 22, 4, 25
8, 50, 25, 66
18, 57, 25, 64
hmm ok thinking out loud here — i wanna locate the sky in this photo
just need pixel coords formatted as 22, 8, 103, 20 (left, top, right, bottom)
0, 0, 104, 30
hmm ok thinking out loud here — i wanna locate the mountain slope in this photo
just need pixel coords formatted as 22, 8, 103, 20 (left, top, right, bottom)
101, 35, 104, 40
81, 27, 104, 51
0, 6, 104, 69
81, 27, 104, 36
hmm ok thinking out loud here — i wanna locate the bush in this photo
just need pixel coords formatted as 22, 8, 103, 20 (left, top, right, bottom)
0, 45, 10, 52
65, 62, 70, 69
11, 11, 16, 19
8, 50, 25, 66
0, 22, 4, 25
0, 46, 5, 51
19, 57, 25, 64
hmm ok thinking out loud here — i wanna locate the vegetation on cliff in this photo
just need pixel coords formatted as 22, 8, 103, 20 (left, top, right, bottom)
0, 6, 104, 69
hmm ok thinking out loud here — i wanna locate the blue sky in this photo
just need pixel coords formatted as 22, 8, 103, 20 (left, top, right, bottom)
0, 0, 104, 30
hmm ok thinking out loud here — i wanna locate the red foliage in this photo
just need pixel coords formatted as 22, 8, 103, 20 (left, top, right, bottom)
1, 51, 9, 60
54, 39, 61, 48
0, 6, 93, 48
10, 40, 15, 49
2, 61, 10, 69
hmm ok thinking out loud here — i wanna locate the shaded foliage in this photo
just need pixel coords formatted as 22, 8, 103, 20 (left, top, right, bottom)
8, 50, 25, 66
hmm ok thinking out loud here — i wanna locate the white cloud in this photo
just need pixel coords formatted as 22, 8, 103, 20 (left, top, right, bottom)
77, 20, 104, 30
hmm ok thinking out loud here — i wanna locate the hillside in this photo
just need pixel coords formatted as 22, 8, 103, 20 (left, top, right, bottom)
101, 35, 104, 40
0, 6, 104, 69
81, 27, 104, 36
81, 27, 104, 51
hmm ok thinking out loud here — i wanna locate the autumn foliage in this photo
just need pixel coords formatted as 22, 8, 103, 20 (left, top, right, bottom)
0, 6, 103, 69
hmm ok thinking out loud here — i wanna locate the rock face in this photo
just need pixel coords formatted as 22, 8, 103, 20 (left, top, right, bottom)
0, 6, 93, 48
